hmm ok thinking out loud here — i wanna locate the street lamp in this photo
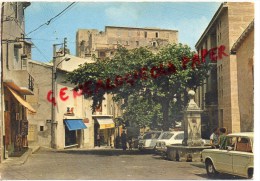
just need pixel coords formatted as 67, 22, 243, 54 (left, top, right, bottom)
51, 42, 70, 149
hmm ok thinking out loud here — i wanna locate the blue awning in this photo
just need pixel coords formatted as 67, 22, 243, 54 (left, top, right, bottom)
64, 119, 87, 131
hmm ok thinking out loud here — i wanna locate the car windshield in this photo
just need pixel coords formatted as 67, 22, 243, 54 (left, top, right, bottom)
175, 133, 184, 140
143, 132, 160, 139
161, 133, 174, 139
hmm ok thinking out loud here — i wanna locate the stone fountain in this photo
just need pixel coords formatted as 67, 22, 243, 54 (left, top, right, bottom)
166, 90, 211, 162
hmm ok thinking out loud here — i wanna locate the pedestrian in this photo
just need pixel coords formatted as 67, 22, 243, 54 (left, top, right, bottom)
128, 137, 133, 150
121, 131, 127, 151
96, 133, 101, 147
218, 127, 229, 149
210, 127, 219, 148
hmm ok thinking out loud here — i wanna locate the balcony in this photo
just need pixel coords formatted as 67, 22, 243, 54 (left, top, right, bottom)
205, 91, 218, 105
4, 70, 34, 95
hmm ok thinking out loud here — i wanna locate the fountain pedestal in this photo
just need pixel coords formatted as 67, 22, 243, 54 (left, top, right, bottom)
167, 90, 211, 162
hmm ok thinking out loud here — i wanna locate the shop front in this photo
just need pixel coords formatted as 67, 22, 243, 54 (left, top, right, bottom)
64, 119, 87, 148
3, 86, 36, 157
93, 116, 115, 147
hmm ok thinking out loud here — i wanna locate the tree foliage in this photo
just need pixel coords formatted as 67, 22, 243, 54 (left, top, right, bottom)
67, 43, 211, 130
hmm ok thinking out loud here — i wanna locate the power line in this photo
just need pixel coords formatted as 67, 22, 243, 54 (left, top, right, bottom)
26, 2, 76, 36
30, 38, 76, 43
32, 43, 50, 63
51, 3, 77, 25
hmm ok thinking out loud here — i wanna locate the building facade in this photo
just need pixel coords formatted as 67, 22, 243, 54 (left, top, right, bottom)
76, 26, 178, 59
231, 20, 254, 132
195, 2, 254, 135
1, 2, 35, 160
26, 56, 97, 149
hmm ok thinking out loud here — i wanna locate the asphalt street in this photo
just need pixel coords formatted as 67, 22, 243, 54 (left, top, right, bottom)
0, 147, 242, 180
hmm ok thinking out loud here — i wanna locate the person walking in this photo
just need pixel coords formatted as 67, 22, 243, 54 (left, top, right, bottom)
121, 131, 127, 151
210, 127, 219, 148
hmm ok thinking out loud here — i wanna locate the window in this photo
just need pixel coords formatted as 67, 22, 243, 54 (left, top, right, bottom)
152, 42, 157, 47
175, 133, 184, 140
14, 47, 19, 62
99, 51, 105, 57
236, 137, 252, 152
40, 126, 44, 132
144, 31, 147, 38
22, 58, 27, 68
136, 41, 139, 46
143, 132, 160, 139
161, 133, 174, 139
155, 32, 159, 38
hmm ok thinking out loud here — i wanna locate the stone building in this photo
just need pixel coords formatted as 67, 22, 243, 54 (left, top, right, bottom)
195, 2, 254, 135
76, 26, 178, 59
26, 55, 97, 149
231, 20, 254, 132
1, 2, 34, 161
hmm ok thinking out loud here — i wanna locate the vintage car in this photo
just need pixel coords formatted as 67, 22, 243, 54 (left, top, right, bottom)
155, 131, 184, 154
138, 131, 163, 151
201, 132, 254, 178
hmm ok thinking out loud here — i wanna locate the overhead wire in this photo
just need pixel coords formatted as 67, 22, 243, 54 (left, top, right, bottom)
25, 2, 78, 62
32, 43, 50, 62
48, 2, 77, 25
26, 2, 76, 36
3, 2, 78, 63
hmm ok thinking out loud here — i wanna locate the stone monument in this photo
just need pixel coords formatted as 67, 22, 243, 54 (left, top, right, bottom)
182, 90, 204, 146
166, 90, 211, 162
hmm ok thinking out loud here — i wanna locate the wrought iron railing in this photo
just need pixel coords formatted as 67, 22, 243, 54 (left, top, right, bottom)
28, 73, 34, 92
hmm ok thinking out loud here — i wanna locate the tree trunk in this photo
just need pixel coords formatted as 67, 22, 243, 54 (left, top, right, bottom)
161, 99, 170, 131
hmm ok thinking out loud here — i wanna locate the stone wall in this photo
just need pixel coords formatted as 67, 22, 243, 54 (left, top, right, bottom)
236, 29, 254, 132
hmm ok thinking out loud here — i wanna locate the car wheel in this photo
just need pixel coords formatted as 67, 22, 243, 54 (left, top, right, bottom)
206, 160, 218, 178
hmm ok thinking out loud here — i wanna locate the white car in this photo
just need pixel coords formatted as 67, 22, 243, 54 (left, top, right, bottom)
138, 131, 163, 151
155, 131, 184, 154
201, 132, 254, 178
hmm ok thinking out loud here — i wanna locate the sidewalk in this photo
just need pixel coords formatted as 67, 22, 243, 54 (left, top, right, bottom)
1, 146, 40, 166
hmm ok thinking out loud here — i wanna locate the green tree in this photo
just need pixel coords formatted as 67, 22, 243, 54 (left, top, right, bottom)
67, 43, 211, 131
123, 94, 163, 130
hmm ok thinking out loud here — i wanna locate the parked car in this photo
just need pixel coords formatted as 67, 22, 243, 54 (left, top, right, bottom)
201, 132, 254, 178
155, 131, 184, 154
138, 131, 163, 151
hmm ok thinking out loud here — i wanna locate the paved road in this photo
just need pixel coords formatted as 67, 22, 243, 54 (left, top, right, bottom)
0, 147, 241, 180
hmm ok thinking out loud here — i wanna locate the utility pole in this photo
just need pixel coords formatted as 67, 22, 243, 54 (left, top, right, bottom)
51, 44, 57, 149
51, 38, 69, 149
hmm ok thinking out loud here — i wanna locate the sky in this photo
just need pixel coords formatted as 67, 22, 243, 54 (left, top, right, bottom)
24, 2, 222, 63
